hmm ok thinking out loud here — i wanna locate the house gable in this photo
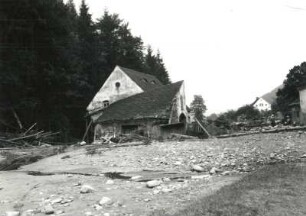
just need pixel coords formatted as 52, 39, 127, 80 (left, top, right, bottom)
253, 97, 271, 111
87, 66, 144, 113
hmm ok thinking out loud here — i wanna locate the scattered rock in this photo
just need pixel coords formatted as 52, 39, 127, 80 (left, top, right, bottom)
55, 210, 64, 215
209, 167, 221, 174
61, 155, 70, 159
73, 182, 82, 186
162, 177, 171, 182
43, 204, 54, 214
146, 180, 162, 188
106, 180, 114, 185
5, 211, 20, 216
153, 189, 160, 194
191, 164, 204, 172
191, 175, 211, 180
60, 198, 73, 204
79, 141, 86, 146
93, 204, 103, 210
21, 210, 34, 216
51, 198, 62, 204
174, 161, 182, 166
80, 185, 94, 193
99, 197, 112, 205
221, 171, 231, 176
161, 188, 173, 193
131, 175, 142, 181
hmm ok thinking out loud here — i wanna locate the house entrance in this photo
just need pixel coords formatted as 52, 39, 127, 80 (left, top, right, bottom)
179, 113, 187, 124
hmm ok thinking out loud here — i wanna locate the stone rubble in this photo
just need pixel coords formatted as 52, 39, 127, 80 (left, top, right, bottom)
2, 131, 306, 215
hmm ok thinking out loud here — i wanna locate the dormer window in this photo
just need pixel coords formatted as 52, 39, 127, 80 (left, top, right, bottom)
115, 82, 120, 88
103, 100, 109, 108
151, 80, 156, 84
143, 78, 148, 83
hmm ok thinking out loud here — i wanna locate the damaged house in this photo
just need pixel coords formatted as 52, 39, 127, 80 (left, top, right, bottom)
87, 66, 189, 141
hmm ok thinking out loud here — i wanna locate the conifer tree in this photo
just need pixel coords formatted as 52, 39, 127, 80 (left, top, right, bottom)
143, 46, 170, 84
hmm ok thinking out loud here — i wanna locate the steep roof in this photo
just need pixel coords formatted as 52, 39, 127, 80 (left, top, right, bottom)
97, 81, 183, 123
118, 66, 162, 91
261, 84, 283, 104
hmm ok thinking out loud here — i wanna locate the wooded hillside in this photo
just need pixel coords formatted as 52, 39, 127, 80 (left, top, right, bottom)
0, 0, 171, 140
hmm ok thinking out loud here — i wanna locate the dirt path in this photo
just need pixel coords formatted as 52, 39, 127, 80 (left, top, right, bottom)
1, 131, 306, 215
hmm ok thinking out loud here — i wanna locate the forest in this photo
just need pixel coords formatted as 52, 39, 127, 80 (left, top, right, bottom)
0, 0, 170, 141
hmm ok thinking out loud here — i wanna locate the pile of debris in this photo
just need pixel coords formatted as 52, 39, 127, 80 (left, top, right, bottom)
93, 133, 152, 145
0, 123, 60, 148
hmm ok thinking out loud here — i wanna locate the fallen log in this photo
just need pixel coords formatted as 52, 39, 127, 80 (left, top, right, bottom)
8, 131, 44, 141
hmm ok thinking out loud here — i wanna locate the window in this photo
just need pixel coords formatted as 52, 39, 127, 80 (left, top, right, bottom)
115, 82, 120, 88
103, 100, 109, 108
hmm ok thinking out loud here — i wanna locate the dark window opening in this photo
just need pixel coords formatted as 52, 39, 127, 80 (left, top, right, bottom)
115, 82, 121, 88
103, 100, 109, 108
121, 125, 138, 134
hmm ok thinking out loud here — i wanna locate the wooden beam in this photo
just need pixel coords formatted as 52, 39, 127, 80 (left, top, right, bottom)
195, 117, 211, 138
23, 123, 37, 135
82, 119, 93, 141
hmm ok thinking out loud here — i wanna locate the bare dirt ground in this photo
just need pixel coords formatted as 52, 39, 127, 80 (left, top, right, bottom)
1, 131, 306, 216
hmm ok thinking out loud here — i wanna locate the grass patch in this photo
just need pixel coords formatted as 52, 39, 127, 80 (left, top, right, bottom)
151, 162, 306, 216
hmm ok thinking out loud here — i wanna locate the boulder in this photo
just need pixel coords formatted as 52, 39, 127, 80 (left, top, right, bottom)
146, 180, 162, 188
5, 212, 20, 216
191, 164, 204, 172
99, 197, 112, 205
106, 180, 114, 185
43, 204, 54, 214
131, 175, 142, 181
80, 185, 94, 194
209, 167, 221, 174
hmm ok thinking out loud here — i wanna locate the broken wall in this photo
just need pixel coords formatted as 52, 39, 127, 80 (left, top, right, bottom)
169, 82, 189, 124
299, 88, 306, 125
94, 119, 168, 140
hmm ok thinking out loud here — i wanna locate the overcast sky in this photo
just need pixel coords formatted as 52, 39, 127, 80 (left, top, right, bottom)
71, 0, 306, 114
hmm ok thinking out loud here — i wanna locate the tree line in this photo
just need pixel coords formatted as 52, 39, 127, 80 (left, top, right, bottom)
203, 61, 306, 135
0, 0, 171, 140
274, 62, 306, 116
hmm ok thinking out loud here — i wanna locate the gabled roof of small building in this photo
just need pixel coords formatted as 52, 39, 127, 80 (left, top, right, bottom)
96, 81, 183, 123
118, 66, 162, 91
